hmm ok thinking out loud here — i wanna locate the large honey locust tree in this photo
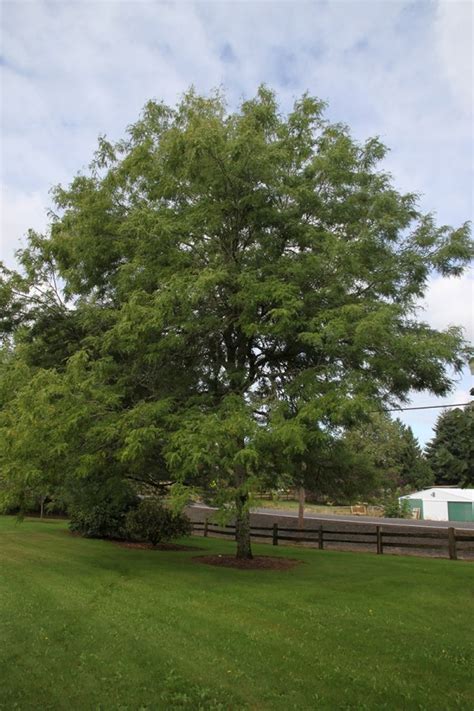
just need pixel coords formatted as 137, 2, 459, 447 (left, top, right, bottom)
1, 88, 471, 558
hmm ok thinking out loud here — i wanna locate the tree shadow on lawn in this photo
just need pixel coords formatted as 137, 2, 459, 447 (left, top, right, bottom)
112, 541, 204, 552
193, 554, 304, 570
59, 530, 205, 551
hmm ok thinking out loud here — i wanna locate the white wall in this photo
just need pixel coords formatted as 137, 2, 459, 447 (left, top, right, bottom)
423, 499, 448, 521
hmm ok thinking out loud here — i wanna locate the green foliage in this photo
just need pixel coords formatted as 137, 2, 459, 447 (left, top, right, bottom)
0, 87, 472, 556
343, 413, 433, 497
383, 496, 412, 519
125, 498, 191, 546
425, 405, 474, 487
396, 423, 433, 491
68, 504, 125, 539
68, 476, 137, 539
0, 487, 66, 518
270, 434, 380, 504
0, 347, 129, 524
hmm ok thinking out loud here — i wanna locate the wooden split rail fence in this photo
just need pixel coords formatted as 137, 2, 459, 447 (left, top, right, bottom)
191, 520, 474, 560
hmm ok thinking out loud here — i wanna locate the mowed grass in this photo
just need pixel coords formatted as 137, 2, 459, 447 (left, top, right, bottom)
1, 517, 473, 711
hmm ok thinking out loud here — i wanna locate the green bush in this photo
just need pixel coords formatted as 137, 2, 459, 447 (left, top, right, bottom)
69, 503, 128, 539
125, 499, 191, 546
68, 476, 137, 539
383, 497, 412, 519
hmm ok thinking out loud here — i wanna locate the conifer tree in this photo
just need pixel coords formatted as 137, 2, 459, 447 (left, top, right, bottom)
425, 405, 474, 487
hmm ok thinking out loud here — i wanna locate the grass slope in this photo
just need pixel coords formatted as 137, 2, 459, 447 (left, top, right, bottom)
1, 516, 472, 710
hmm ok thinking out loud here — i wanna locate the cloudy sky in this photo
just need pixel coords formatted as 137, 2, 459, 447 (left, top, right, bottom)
1, 0, 472, 444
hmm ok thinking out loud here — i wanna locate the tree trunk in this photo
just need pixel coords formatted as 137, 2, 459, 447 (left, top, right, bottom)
234, 459, 253, 562
298, 486, 305, 530
235, 491, 253, 558
40, 496, 45, 520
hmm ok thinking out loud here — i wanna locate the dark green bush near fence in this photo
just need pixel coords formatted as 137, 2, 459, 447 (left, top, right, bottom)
69, 504, 128, 539
68, 476, 138, 539
125, 499, 191, 546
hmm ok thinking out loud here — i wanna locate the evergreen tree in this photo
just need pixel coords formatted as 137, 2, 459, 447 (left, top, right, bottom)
343, 414, 433, 496
425, 405, 474, 486
397, 422, 433, 491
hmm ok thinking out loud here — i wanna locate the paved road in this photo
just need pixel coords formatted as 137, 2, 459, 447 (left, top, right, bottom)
188, 503, 474, 560
190, 503, 474, 530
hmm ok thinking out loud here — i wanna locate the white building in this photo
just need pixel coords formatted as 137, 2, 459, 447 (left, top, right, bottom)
400, 488, 474, 522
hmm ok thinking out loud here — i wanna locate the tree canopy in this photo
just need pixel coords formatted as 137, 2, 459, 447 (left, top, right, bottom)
343, 413, 433, 496
1, 87, 472, 557
425, 405, 474, 487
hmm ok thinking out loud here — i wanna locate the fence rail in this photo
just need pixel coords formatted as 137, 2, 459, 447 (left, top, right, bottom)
191, 520, 474, 560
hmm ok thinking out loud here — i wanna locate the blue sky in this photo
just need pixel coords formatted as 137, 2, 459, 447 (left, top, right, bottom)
1, 0, 472, 444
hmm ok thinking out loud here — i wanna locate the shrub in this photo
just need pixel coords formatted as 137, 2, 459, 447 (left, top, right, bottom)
383, 497, 412, 519
69, 503, 128, 539
68, 476, 137, 539
125, 499, 191, 546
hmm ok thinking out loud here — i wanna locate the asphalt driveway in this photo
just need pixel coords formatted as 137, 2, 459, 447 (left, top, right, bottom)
189, 503, 474, 530
187, 503, 474, 560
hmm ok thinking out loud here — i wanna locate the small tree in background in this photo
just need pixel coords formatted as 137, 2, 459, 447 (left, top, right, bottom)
267, 432, 379, 526
383, 497, 411, 519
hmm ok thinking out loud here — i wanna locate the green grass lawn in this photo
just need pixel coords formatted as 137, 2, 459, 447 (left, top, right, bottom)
1, 517, 472, 710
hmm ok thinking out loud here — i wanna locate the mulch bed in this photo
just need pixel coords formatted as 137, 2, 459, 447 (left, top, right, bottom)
193, 554, 303, 570
113, 541, 204, 552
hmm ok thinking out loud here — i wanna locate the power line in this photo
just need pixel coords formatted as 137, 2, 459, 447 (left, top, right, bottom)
383, 402, 471, 413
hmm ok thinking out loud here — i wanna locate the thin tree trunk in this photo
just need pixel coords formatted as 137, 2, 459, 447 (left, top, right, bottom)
40, 496, 45, 520
298, 486, 305, 530
235, 491, 253, 559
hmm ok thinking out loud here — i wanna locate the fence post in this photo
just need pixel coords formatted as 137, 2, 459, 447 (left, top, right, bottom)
203, 518, 208, 538
448, 527, 457, 560
272, 523, 278, 546
318, 525, 324, 550
376, 525, 383, 555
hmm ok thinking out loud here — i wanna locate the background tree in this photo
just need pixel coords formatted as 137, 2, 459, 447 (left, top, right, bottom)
262, 429, 379, 526
397, 422, 433, 491
343, 413, 433, 497
0, 87, 471, 558
425, 405, 474, 487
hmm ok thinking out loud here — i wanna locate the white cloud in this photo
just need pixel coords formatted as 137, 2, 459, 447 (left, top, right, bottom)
399, 269, 473, 446
421, 274, 474, 343
435, 0, 473, 114
0, 184, 49, 265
